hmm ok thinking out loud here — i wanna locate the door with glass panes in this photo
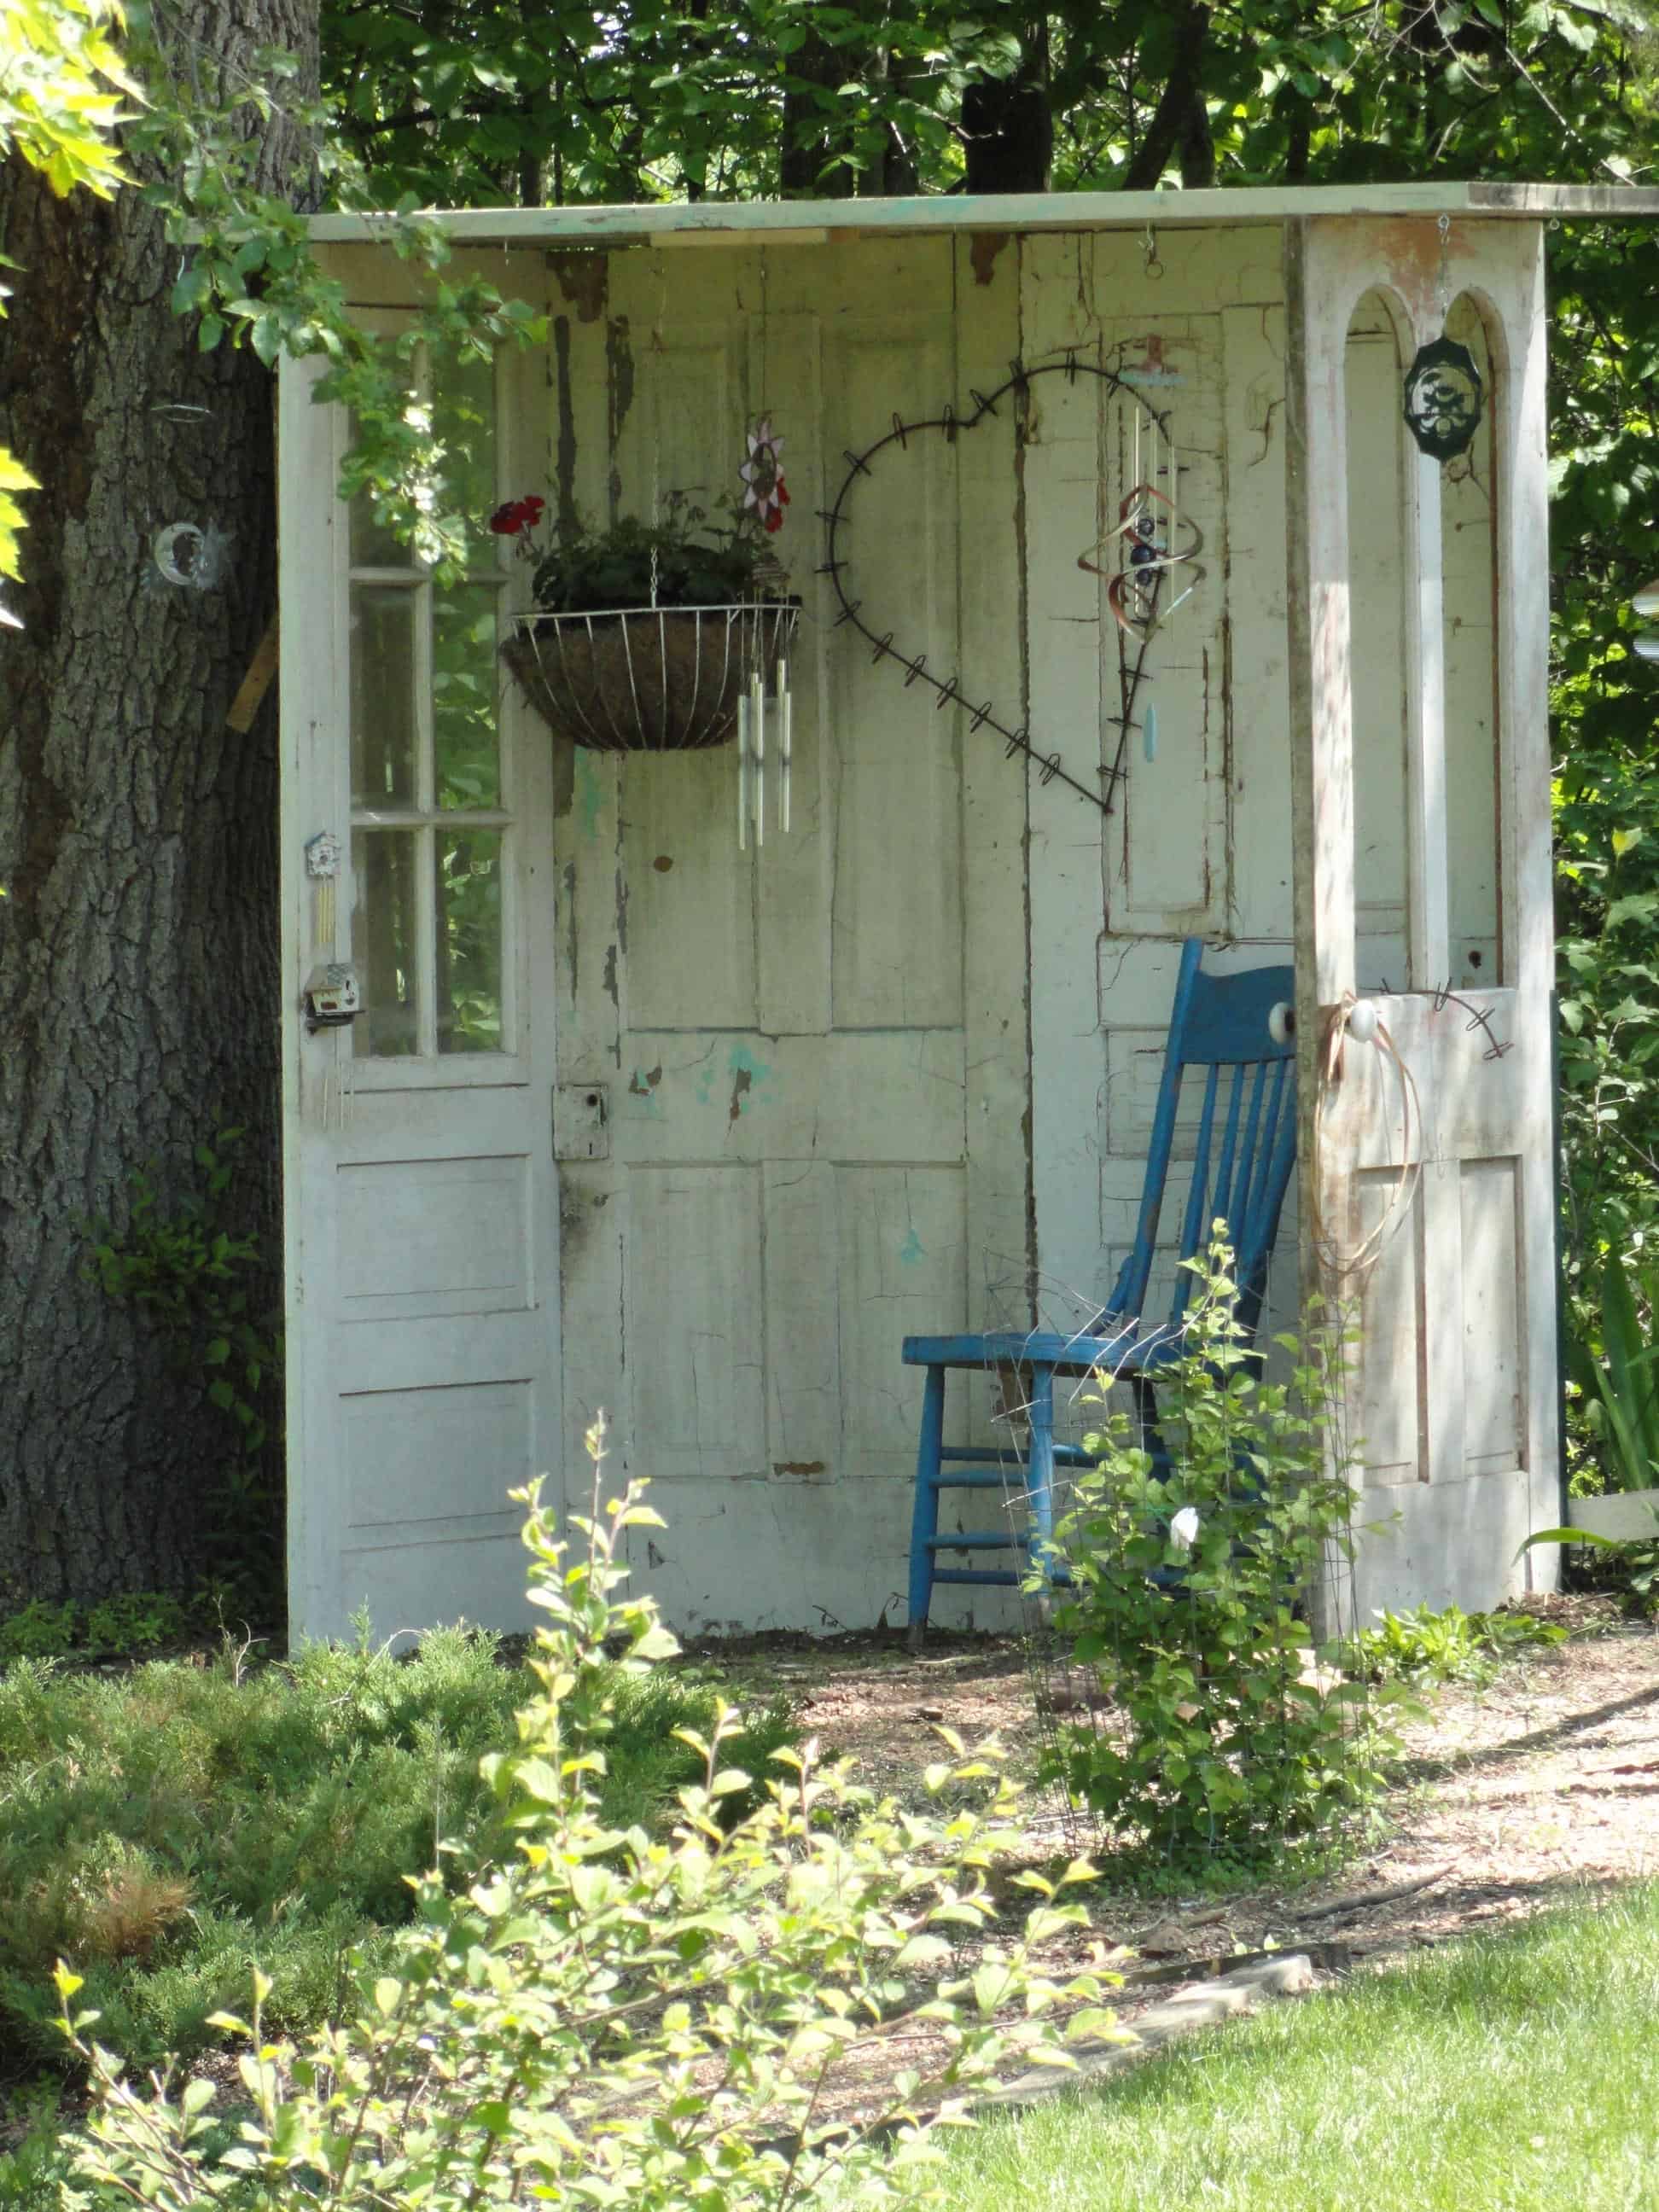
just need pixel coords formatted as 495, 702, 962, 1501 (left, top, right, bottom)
278, 333, 560, 1644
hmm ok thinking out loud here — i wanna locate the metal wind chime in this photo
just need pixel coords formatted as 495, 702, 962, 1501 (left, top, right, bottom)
735, 418, 794, 851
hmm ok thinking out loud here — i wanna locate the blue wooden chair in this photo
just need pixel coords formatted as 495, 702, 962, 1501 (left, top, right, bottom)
902, 938, 1297, 1644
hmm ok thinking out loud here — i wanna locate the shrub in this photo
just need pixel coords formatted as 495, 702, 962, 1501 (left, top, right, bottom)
1039, 1242, 1394, 1869
55, 1428, 1117, 2212
1354, 1603, 1567, 1685
0, 1623, 794, 2072
0, 1592, 193, 1664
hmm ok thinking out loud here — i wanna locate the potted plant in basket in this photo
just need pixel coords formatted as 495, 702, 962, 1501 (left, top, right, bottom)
498, 422, 798, 754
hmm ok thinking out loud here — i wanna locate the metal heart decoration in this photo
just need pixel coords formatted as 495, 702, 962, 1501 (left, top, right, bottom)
822, 355, 1185, 819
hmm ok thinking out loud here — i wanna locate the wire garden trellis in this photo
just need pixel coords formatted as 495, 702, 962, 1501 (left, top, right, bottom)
953, 1252, 1377, 1867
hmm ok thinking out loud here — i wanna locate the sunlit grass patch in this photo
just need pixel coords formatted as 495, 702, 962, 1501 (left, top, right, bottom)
923, 1883, 1659, 2212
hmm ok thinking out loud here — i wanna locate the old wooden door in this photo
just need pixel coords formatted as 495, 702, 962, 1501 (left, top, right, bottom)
1284, 215, 1559, 1613
279, 312, 562, 1644
548, 236, 1029, 1633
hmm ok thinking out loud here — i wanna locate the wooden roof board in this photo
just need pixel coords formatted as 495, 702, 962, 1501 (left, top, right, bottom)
307, 182, 1659, 251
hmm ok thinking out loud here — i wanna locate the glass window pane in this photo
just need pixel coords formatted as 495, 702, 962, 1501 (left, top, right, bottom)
352, 830, 422, 1057
349, 416, 411, 567
350, 492, 408, 569
434, 352, 498, 529
434, 585, 502, 811
437, 828, 504, 1055
351, 585, 419, 808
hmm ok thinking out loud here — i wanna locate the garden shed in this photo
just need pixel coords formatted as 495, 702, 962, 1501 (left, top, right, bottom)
277, 183, 1657, 1645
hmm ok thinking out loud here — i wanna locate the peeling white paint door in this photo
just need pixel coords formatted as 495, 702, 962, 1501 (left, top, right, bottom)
279, 335, 562, 1644
548, 238, 1030, 1633
1284, 216, 1559, 1614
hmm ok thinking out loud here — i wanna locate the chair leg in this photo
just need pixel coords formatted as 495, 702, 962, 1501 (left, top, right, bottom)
1027, 1364, 1057, 1586
907, 1365, 946, 1652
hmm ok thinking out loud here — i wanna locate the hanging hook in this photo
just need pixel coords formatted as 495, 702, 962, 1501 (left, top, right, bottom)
1435, 212, 1452, 322
1142, 224, 1164, 282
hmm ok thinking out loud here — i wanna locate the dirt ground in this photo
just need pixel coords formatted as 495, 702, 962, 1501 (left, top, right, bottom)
676, 1592, 1659, 2127
690, 1590, 1659, 1970
15, 1597, 1655, 2151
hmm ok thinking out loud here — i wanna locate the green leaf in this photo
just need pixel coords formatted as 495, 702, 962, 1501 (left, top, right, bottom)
971, 1962, 1010, 2014
1516, 1526, 1627, 1553
1607, 892, 1659, 932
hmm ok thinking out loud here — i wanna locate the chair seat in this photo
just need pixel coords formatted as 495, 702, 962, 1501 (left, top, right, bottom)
901, 1324, 1182, 1378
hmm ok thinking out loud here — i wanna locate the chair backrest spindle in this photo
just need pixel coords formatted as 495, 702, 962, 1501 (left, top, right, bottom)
1100, 939, 1297, 1355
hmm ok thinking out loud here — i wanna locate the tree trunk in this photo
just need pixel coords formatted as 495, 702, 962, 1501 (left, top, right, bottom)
780, 29, 858, 198
0, 0, 317, 1607
962, 21, 1053, 195
1122, 4, 1212, 191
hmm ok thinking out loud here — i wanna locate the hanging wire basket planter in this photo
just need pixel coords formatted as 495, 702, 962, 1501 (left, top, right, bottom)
503, 600, 800, 754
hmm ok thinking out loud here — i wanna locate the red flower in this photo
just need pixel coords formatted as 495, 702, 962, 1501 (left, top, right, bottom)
489, 495, 545, 537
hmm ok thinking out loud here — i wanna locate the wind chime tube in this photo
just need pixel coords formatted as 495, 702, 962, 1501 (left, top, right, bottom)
737, 693, 750, 853
751, 667, 765, 847
777, 655, 791, 835
1168, 421, 1179, 632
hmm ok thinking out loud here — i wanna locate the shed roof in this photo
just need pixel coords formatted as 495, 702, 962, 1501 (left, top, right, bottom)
309, 182, 1659, 251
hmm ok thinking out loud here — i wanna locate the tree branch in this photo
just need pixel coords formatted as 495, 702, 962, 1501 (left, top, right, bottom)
1121, 3, 1211, 192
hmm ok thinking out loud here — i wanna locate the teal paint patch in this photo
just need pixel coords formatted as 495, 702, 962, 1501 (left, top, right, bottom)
627, 1064, 665, 1118
898, 1226, 925, 1267
574, 749, 604, 841
725, 1041, 774, 1122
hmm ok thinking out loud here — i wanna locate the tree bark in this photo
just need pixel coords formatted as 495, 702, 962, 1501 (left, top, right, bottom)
0, 0, 317, 1605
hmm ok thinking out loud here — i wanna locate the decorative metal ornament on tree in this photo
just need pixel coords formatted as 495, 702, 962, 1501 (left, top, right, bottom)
1402, 336, 1484, 462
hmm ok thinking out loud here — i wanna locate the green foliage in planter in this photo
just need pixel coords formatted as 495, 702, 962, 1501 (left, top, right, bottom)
1039, 1242, 1394, 1871
53, 1433, 1116, 2212
527, 495, 784, 615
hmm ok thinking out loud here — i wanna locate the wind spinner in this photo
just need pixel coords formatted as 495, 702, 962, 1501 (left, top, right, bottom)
1077, 400, 1204, 638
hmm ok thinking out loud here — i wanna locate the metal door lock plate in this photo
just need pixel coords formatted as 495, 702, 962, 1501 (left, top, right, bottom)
555, 1083, 609, 1161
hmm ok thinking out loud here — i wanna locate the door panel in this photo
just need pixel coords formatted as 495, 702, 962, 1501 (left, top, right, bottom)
279, 322, 562, 1644
1287, 217, 1557, 1621
554, 239, 1022, 1631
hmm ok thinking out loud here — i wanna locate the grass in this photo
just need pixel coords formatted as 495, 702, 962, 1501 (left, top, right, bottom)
0, 1629, 794, 2075
922, 1882, 1659, 2212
